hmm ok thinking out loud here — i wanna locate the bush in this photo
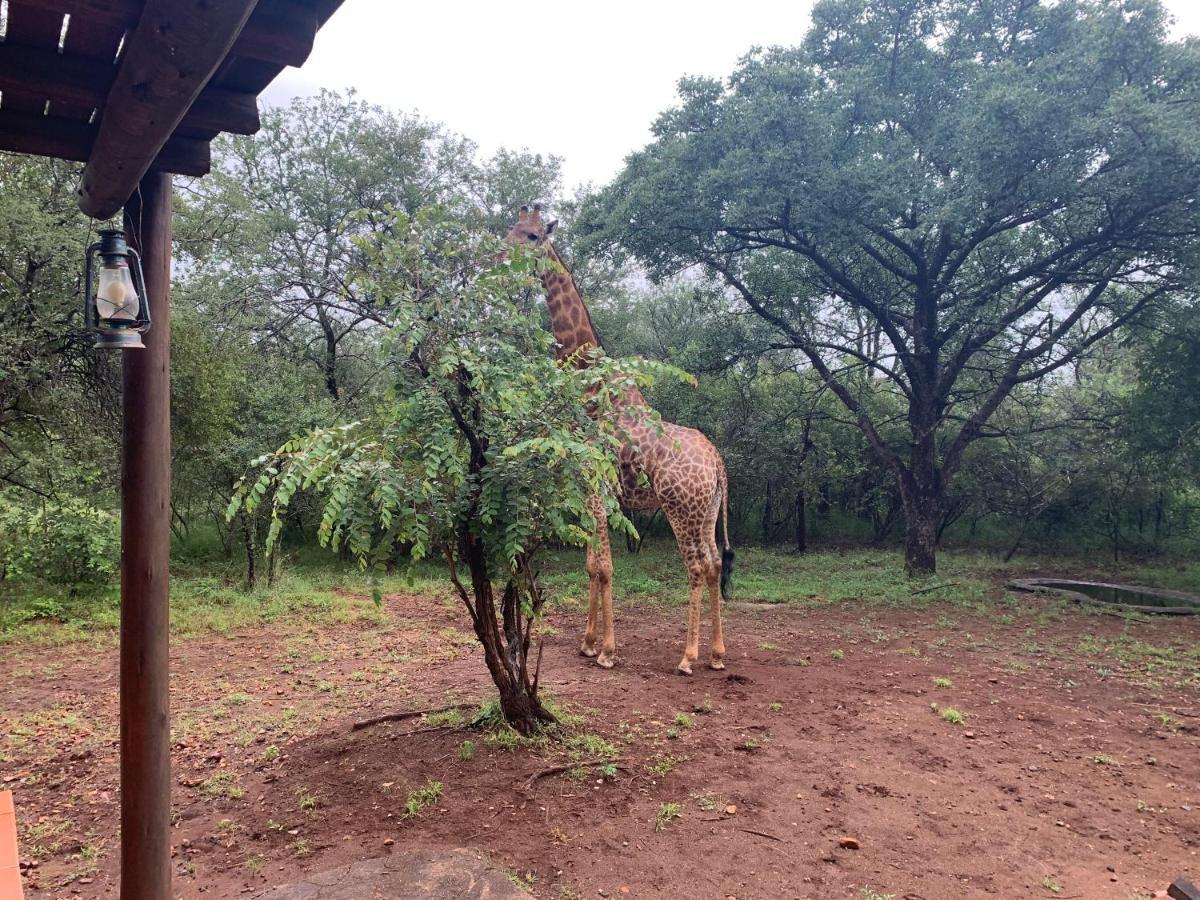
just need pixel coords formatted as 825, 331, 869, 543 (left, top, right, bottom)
0, 496, 119, 584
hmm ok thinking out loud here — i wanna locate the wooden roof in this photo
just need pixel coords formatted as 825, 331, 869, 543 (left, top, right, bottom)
0, 0, 345, 217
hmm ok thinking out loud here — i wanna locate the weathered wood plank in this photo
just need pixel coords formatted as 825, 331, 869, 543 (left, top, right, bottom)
2, 2, 67, 115
77, 0, 259, 218
230, 0, 317, 67
0, 109, 210, 176
0, 44, 260, 134
19, 0, 141, 26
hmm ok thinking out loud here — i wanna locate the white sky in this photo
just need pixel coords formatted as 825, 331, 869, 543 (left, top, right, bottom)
266, 0, 1200, 192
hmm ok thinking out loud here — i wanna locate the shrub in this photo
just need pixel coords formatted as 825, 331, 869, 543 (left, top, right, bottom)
0, 496, 119, 584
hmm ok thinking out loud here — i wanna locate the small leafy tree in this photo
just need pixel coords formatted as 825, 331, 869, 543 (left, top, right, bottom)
229, 212, 665, 734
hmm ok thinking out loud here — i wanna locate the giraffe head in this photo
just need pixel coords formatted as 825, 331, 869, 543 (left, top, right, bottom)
504, 204, 557, 248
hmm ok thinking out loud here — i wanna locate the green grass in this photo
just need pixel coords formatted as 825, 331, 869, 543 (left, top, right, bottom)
646, 753, 687, 777
403, 780, 444, 818
940, 707, 966, 725
653, 801, 681, 832
0, 566, 386, 645
200, 771, 245, 800
5, 540, 1200, 647
565, 733, 618, 759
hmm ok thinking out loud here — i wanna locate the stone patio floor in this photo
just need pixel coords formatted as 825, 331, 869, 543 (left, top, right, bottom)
252, 848, 528, 899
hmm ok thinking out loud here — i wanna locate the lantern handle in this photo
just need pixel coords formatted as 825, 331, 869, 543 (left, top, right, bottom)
126, 246, 152, 336
84, 240, 102, 333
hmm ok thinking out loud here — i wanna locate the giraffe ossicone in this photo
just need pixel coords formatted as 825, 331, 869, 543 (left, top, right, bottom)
504, 205, 734, 675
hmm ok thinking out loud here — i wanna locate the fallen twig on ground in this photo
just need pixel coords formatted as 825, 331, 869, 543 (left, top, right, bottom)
351, 702, 475, 731
523, 758, 628, 790
740, 828, 785, 842
911, 582, 961, 595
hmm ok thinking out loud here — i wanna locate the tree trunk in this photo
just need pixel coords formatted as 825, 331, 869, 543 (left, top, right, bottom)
316, 305, 340, 401
1003, 517, 1031, 563
240, 512, 257, 590
900, 480, 939, 576
795, 489, 807, 554
761, 478, 775, 544
458, 527, 553, 736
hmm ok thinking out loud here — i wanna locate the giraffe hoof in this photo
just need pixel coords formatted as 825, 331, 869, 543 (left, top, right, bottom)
596, 654, 615, 669
675, 663, 693, 677
709, 660, 726, 671
579, 644, 598, 658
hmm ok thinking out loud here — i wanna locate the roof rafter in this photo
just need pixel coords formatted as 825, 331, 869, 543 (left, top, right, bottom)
0, 44, 261, 135
76, 0, 261, 218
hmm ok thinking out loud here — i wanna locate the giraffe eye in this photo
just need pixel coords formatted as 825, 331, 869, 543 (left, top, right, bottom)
527, 233, 538, 241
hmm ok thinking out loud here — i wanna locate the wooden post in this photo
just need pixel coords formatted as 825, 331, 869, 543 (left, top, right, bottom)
120, 171, 173, 900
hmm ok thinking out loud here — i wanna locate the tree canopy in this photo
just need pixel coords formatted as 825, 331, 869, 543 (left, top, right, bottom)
580, 0, 1200, 572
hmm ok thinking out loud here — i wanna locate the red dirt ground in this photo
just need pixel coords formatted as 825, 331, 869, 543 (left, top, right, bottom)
2, 587, 1198, 899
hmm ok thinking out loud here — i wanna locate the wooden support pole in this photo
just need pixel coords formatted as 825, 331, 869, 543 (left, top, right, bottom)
120, 171, 173, 900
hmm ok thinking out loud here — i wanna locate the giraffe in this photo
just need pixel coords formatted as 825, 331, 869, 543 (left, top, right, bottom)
505, 205, 734, 675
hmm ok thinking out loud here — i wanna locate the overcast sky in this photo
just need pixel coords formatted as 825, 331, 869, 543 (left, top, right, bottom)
266, 1, 1200, 192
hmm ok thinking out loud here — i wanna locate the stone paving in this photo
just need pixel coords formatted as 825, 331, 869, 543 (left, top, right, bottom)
252, 848, 527, 900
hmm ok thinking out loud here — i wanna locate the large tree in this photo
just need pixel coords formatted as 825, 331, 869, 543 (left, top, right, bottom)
581, 0, 1200, 573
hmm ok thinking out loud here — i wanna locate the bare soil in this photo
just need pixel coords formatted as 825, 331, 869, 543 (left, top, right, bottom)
2, 587, 1198, 899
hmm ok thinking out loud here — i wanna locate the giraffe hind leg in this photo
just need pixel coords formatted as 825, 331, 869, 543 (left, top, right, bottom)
675, 562, 704, 676
708, 551, 725, 670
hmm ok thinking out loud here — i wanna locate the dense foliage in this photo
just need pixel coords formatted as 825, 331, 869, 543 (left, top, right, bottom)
2, 8, 1200, 625
579, 0, 1200, 572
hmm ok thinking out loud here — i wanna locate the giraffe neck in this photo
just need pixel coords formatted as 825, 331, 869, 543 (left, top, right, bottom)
541, 244, 602, 365
539, 243, 646, 410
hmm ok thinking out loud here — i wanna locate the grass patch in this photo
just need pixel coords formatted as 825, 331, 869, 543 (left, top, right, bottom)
201, 771, 245, 800
296, 788, 318, 813
654, 802, 681, 832
7, 542, 1199, 648
403, 780, 444, 818
565, 733, 618, 759
0, 567, 385, 645
646, 753, 687, 777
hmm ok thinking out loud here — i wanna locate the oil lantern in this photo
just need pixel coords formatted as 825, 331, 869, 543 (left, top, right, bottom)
84, 228, 150, 349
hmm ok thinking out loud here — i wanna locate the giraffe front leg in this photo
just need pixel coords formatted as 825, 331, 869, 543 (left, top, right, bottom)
580, 565, 599, 658
597, 573, 615, 669
585, 496, 616, 668
676, 569, 703, 676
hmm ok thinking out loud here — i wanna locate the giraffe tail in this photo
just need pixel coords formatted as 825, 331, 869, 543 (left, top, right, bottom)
719, 463, 734, 601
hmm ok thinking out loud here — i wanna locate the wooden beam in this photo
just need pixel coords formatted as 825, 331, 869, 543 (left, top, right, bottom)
0, 45, 261, 134
0, 110, 211, 175
180, 87, 261, 135
120, 170, 173, 900
21, 0, 317, 68
231, 0, 317, 67
20, 0, 141, 25
77, 0, 260, 219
